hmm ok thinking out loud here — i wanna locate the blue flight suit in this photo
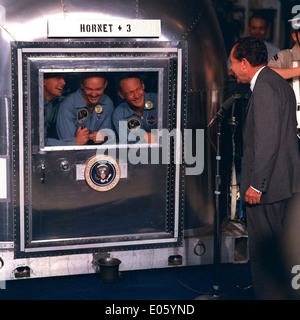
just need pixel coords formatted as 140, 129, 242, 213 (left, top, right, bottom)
44, 97, 74, 146
56, 88, 114, 144
112, 92, 158, 143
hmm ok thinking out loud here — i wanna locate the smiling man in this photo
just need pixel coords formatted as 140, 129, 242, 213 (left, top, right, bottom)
44, 73, 66, 102
247, 13, 279, 61
44, 73, 66, 146
227, 13, 279, 73
230, 37, 300, 299
56, 73, 114, 145
113, 74, 158, 144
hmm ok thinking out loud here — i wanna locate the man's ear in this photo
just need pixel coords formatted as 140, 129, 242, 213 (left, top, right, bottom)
241, 58, 249, 70
118, 90, 125, 99
292, 32, 300, 46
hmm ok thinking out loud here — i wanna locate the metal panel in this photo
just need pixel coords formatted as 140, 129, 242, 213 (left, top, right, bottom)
11, 40, 187, 257
0, 0, 228, 274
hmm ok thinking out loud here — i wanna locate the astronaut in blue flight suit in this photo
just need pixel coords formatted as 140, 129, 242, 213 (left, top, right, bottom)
44, 73, 75, 146
56, 73, 114, 145
112, 75, 158, 144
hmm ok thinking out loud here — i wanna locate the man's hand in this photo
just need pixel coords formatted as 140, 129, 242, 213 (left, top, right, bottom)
89, 130, 106, 144
143, 132, 157, 144
76, 126, 90, 145
245, 187, 262, 205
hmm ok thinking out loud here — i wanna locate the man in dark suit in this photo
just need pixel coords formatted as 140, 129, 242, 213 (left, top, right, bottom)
229, 37, 300, 299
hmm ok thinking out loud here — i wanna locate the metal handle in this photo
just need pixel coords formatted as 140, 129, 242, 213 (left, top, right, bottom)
193, 239, 206, 256
41, 163, 45, 183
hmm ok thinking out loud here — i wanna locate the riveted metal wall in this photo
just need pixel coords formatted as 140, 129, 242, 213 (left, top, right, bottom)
0, 0, 227, 262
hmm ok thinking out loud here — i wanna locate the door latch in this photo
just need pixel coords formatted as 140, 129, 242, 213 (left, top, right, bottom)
41, 163, 46, 183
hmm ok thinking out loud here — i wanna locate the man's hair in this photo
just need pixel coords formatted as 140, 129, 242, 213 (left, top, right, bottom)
44, 73, 64, 79
233, 37, 268, 67
249, 12, 270, 27
80, 72, 107, 84
118, 73, 143, 91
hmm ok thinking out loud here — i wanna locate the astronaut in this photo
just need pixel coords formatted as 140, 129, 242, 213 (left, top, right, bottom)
113, 74, 158, 144
44, 73, 74, 146
56, 73, 114, 145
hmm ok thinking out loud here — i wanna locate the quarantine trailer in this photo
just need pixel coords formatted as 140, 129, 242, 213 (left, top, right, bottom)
0, 0, 246, 281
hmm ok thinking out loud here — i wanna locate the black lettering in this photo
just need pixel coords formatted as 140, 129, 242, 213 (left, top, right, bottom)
80, 24, 85, 32
80, 23, 114, 34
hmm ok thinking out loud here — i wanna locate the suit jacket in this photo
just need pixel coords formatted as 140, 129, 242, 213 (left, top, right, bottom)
241, 66, 300, 204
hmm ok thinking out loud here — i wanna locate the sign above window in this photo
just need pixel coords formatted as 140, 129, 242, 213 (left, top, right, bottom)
47, 19, 161, 38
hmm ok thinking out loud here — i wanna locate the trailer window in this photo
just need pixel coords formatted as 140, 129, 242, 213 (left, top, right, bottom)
42, 71, 160, 148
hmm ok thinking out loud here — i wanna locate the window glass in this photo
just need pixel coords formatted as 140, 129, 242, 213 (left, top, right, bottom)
42, 71, 159, 148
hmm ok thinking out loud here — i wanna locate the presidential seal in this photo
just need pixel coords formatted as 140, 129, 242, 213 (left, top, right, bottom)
84, 155, 121, 192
